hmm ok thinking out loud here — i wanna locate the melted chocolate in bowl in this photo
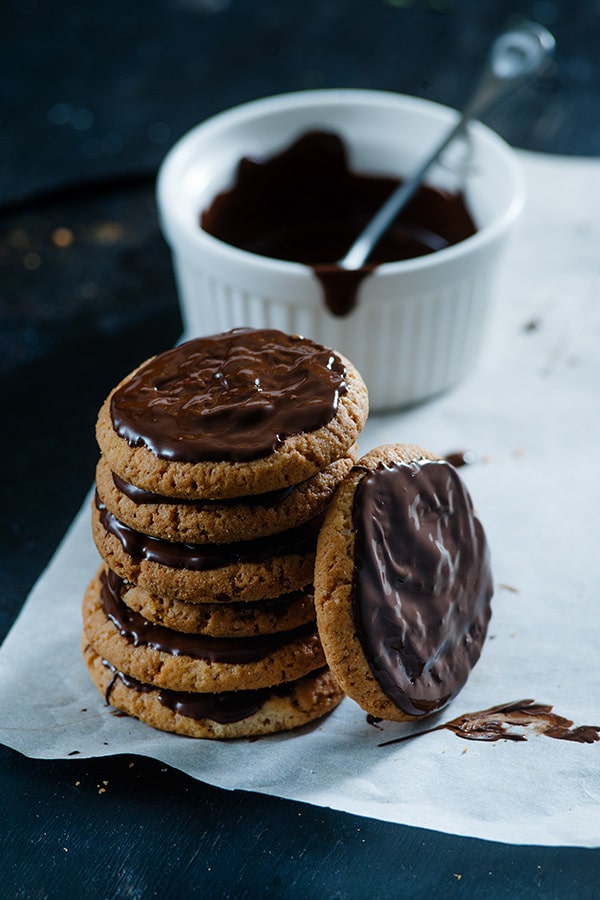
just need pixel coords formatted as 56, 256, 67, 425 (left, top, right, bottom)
351, 459, 493, 718
201, 131, 477, 315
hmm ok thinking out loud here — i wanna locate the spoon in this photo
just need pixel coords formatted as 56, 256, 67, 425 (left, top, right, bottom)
338, 19, 556, 271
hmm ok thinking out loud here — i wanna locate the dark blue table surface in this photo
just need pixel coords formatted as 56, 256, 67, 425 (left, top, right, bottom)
2, 1, 599, 896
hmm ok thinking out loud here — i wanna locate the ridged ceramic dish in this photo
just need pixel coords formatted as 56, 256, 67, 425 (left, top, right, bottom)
157, 89, 524, 411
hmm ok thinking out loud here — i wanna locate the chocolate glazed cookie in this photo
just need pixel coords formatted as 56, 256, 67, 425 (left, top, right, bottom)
82, 641, 344, 740
113, 570, 317, 636
96, 329, 368, 499
82, 569, 326, 693
91, 495, 319, 603
95, 451, 356, 544
314, 444, 493, 722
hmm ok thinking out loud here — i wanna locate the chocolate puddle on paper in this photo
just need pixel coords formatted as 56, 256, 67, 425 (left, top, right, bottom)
377, 699, 600, 747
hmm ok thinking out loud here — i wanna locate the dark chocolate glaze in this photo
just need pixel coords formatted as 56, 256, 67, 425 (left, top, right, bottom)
102, 658, 326, 725
100, 568, 316, 663
351, 459, 492, 718
379, 699, 600, 746
96, 493, 322, 570
112, 471, 296, 509
201, 584, 314, 614
201, 130, 477, 316
109, 328, 347, 462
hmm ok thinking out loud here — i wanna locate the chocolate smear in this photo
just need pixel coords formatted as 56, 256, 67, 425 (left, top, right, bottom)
379, 699, 600, 746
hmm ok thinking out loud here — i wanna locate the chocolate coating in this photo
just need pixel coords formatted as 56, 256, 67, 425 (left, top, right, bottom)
103, 658, 324, 724
109, 328, 347, 462
351, 459, 492, 717
96, 493, 322, 569
112, 471, 295, 509
100, 568, 316, 663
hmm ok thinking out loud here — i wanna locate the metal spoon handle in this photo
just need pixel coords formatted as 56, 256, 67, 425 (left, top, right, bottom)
339, 20, 555, 271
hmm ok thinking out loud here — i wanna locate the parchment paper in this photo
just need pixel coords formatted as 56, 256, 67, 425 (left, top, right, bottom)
1, 152, 599, 847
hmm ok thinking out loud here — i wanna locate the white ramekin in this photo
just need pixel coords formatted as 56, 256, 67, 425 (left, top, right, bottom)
157, 89, 524, 411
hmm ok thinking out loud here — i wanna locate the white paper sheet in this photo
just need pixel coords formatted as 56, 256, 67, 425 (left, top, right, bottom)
1, 152, 599, 847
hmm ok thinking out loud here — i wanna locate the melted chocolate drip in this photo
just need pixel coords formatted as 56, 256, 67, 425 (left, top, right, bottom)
379, 699, 600, 746
100, 568, 316, 663
110, 328, 347, 462
112, 472, 296, 509
201, 130, 477, 316
96, 493, 322, 570
366, 714, 384, 730
444, 449, 476, 469
351, 459, 493, 717
102, 658, 326, 725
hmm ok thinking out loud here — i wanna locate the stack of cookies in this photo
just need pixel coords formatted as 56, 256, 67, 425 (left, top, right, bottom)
82, 328, 369, 739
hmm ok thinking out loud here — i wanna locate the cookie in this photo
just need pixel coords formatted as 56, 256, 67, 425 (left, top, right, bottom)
82, 641, 344, 739
82, 568, 326, 692
112, 568, 316, 636
92, 495, 317, 603
95, 450, 356, 544
314, 444, 493, 723
96, 329, 368, 500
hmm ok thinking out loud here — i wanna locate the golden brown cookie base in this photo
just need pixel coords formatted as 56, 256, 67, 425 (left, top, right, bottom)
118, 574, 316, 636
91, 500, 315, 604
314, 444, 439, 723
95, 354, 368, 500
83, 640, 344, 739
82, 570, 326, 692
95, 451, 356, 544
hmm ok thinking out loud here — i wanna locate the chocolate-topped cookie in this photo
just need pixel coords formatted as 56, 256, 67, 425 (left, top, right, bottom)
82, 641, 344, 739
96, 329, 368, 499
91, 494, 318, 603
95, 450, 356, 544
314, 444, 493, 722
114, 570, 316, 636
82, 568, 326, 693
